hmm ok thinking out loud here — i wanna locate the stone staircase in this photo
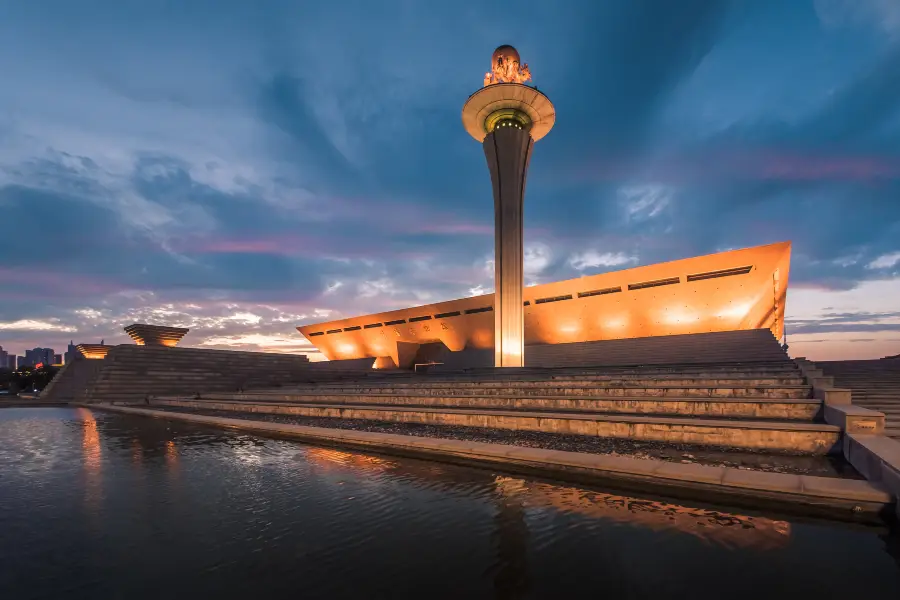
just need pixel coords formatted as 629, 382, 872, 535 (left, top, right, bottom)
61, 345, 376, 404
148, 358, 840, 455
818, 358, 900, 439
38, 357, 105, 403
38, 361, 71, 399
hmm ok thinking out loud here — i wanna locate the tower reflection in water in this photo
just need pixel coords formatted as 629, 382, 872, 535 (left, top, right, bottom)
76, 408, 102, 516
165, 440, 179, 469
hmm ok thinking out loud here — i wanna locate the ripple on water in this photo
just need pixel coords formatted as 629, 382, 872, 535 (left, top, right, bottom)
0, 407, 898, 600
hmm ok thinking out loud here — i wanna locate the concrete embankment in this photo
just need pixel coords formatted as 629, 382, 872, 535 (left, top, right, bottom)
84, 403, 895, 522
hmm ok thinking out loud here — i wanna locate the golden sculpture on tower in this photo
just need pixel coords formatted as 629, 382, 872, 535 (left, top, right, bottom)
483, 45, 532, 86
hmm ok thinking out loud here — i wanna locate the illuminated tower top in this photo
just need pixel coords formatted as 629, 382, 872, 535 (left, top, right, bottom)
484, 45, 532, 86
462, 45, 555, 143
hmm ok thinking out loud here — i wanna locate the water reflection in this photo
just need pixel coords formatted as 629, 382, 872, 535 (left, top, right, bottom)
76, 408, 102, 516
0, 407, 898, 600
505, 478, 791, 551
306, 446, 398, 474
491, 477, 531, 599
299, 444, 791, 552
165, 440, 178, 468
131, 439, 143, 467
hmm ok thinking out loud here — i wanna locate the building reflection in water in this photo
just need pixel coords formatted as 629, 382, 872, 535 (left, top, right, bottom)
494, 476, 791, 551
76, 408, 102, 517
306, 446, 790, 552
305, 447, 397, 475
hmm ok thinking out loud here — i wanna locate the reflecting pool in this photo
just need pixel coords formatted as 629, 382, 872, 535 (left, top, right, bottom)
1, 407, 898, 599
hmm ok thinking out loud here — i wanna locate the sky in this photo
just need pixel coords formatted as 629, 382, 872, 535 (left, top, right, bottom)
1, 0, 900, 362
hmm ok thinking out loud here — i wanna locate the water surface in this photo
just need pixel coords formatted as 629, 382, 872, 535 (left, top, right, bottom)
1, 407, 898, 599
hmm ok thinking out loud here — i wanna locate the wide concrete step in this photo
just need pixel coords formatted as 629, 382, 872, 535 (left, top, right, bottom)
304, 375, 805, 387
298, 376, 807, 388
149, 397, 840, 455
834, 381, 900, 385
184, 391, 821, 420
96, 369, 318, 377
277, 383, 811, 399
461, 364, 800, 376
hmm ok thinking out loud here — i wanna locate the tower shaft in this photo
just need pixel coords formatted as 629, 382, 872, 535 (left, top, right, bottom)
483, 126, 533, 368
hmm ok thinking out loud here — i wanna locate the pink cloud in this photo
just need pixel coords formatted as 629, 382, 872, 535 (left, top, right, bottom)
571, 151, 900, 184
0, 268, 121, 297
757, 154, 900, 181
418, 223, 493, 235
189, 234, 435, 261
320, 196, 500, 237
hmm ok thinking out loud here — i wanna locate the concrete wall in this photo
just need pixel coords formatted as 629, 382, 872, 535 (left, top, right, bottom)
430, 329, 792, 371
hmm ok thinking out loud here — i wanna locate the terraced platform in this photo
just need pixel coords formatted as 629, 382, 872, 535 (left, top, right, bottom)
146, 358, 840, 455
150, 397, 837, 453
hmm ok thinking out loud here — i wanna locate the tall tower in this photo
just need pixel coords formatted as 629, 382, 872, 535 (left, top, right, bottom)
462, 45, 555, 367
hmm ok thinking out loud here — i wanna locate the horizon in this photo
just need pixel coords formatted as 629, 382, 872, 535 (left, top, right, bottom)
2, 1, 900, 362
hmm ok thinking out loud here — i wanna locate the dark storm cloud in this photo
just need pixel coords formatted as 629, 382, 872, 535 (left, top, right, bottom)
604, 40, 900, 287
549, 0, 735, 155
0, 184, 128, 268
256, 72, 360, 182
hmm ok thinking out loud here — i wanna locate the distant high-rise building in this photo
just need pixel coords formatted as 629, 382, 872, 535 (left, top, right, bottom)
53, 354, 62, 365
16, 356, 26, 369
0, 346, 9, 370
41, 348, 55, 366
64, 340, 77, 364
24, 348, 55, 368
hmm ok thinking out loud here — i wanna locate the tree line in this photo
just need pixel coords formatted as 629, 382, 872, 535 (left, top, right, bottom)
0, 365, 60, 395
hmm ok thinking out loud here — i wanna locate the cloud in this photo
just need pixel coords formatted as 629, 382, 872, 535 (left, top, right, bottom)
198, 333, 314, 353
618, 184, 672, 221
815, 0, 900, 37
227, 312, 263, 325
357, 278, 397, 299
324, 281, 344, 295
468, 285, 487, 297
568, 250, 637, 271
866, 251, 900, 270
0, 319, 77, 332
524, 242, 552, 278
2, 0, 900, 363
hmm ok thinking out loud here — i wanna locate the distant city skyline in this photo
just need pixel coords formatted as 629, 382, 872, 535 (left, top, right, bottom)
0, 339, 105, 367
0, 345, 59, 369
1, 1, 899, 362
